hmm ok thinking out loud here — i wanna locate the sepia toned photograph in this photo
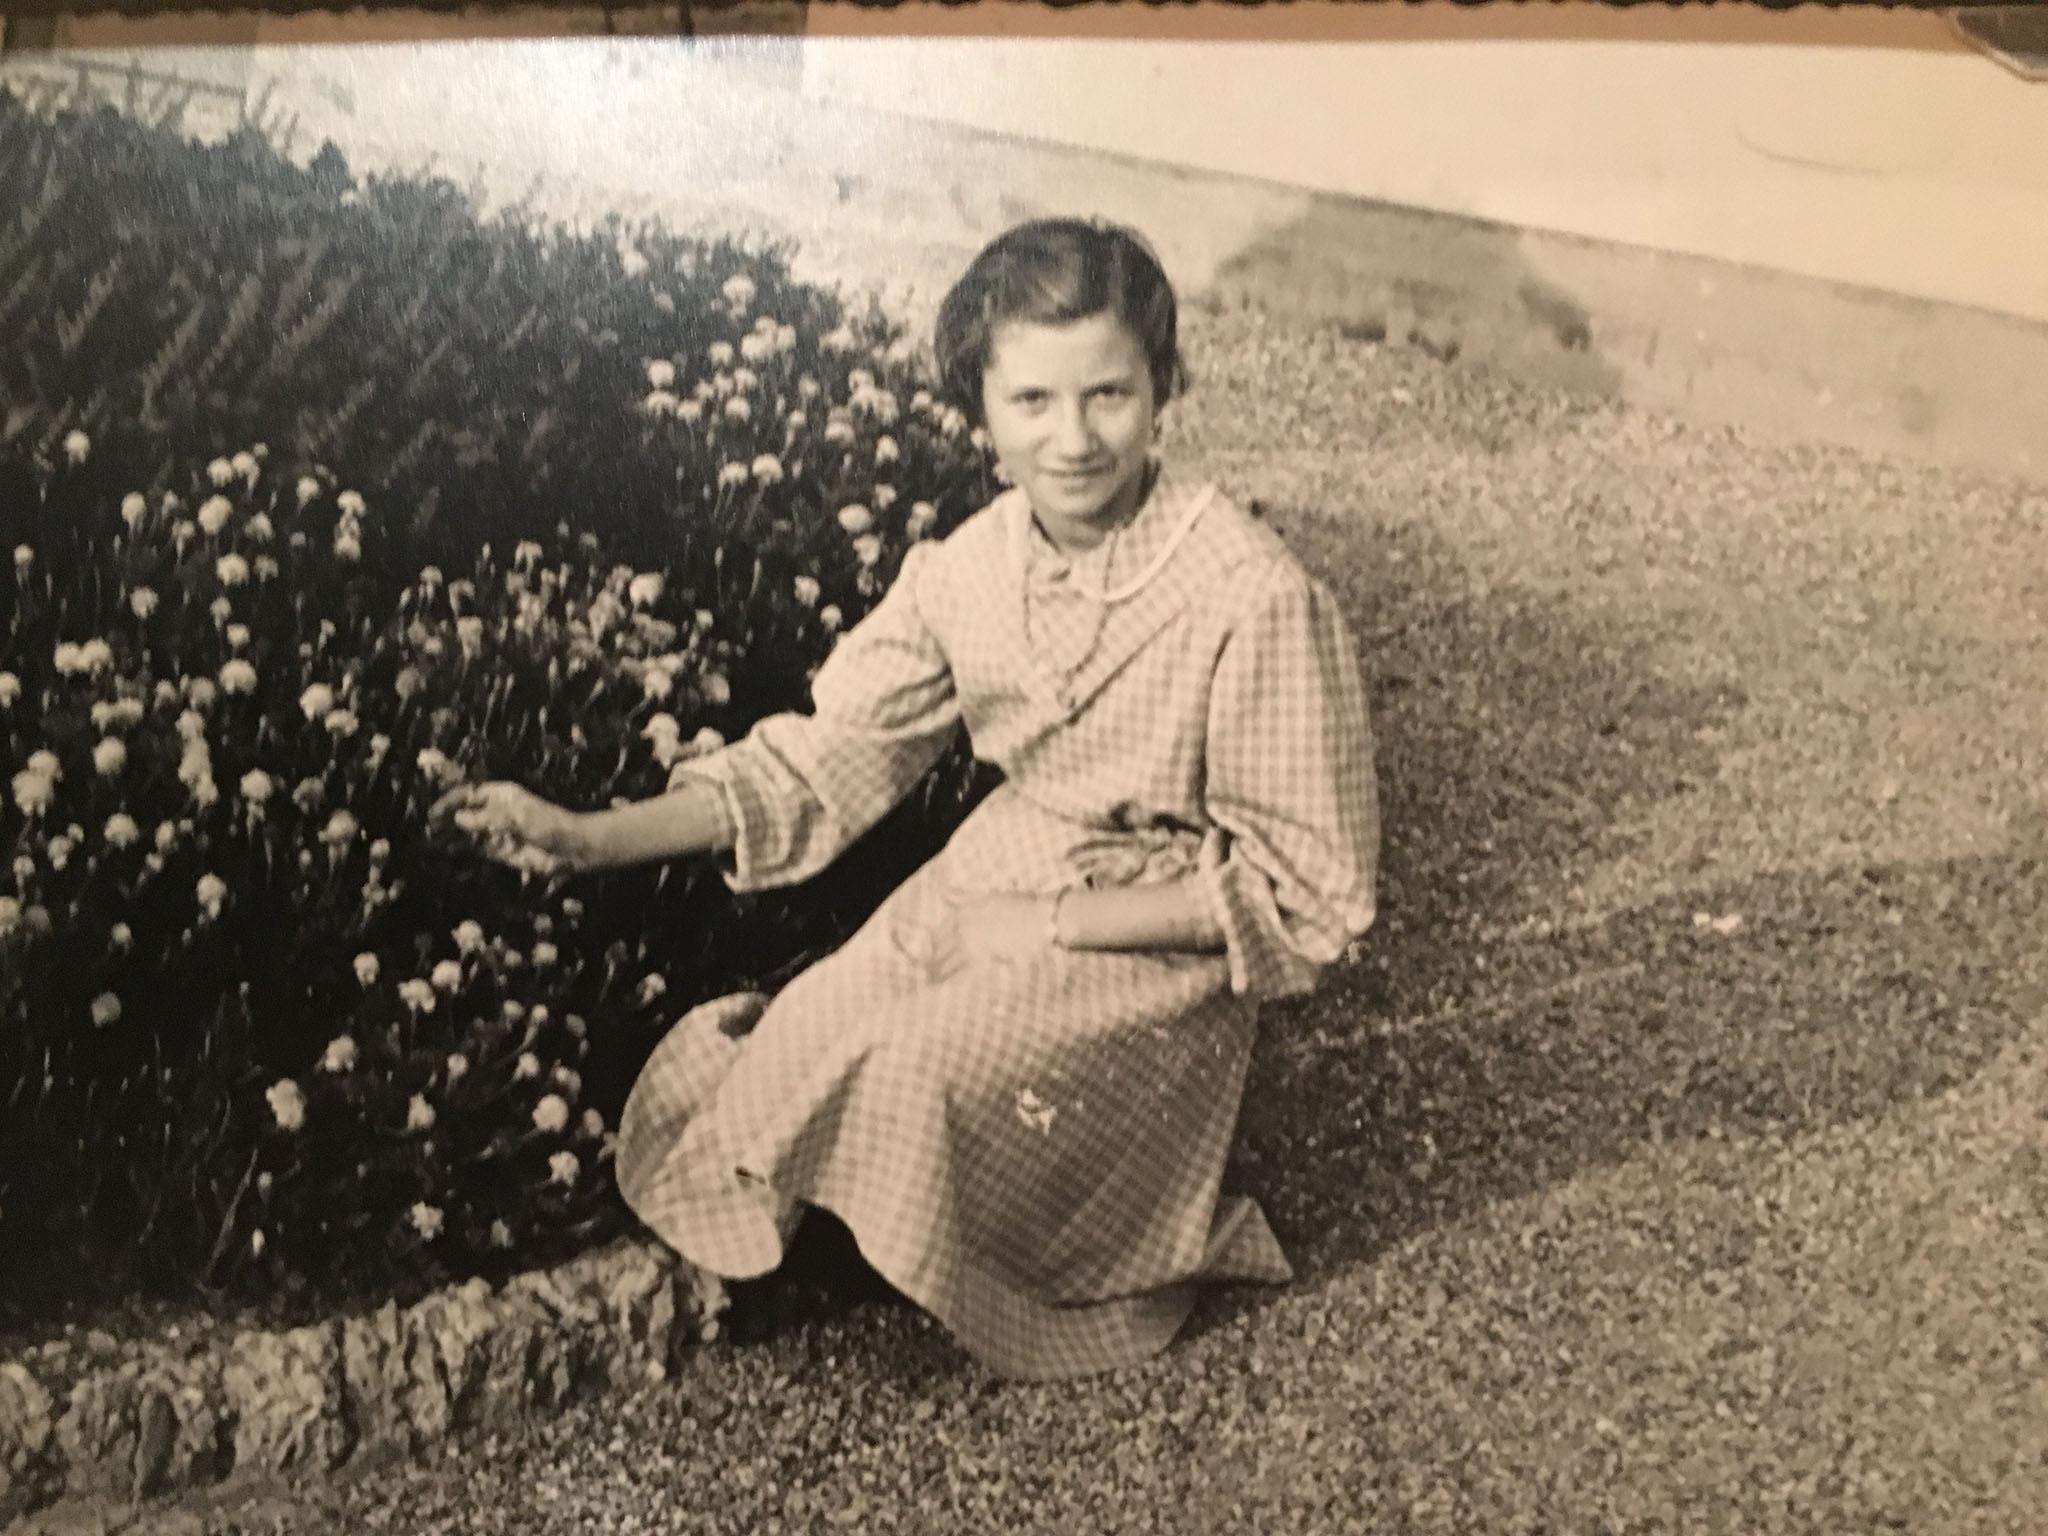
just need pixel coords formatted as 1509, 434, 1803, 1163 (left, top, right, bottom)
2, 4, 2045, 1530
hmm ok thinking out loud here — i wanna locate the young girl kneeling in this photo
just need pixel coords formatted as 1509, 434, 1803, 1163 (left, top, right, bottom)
438, 218, 1379, 1381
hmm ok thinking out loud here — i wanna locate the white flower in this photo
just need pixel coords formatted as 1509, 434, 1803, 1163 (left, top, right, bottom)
552, 1065, 582, 1098
697, 671, 730, 708
224, 622, 252, 651
27, 749, 60, 782
267, 1079, 306, 1132
642, 712, 681, 743
337, 490, 366, 518
0, 672, 16, 706
408, 1203, 444, 1240
296, 476, 322, 506
184, 673, 215, 708
637, 973, 668, 1006
321, 1036, 358, 1073
334, 531, 362, 562
515, 1053, 542, 1082
353, 952, 380, 987
639, 665, 675, 703
195, 873, 228, 919
216, 554, 250, 587
853, 535, 883, 568
750, 454, 783, 484
821, 325, 856, 355
645, 359, 677, 390
197, 496, 233, 536
531, 941, 559, 968
874, 435, 899, 464
628, 571, 664, 609
872, 485, 897, 512
446, 1052, 470, 1082
90, 991, 121, 1027
907, 501, 938, 538
219, 658, 258, 695
110, 921, 132, 949
789, 575, 821, 609
320, 810, 359, 847
732, 366, 759, 394
721, 272, 757, 309
548, 1150, 581, 1187
740, 333, 770, 363
322, 707, 358, 739
11, 771, 56, 817
119, 491, 147, 528
820, 604, 844, 633
104, 813, 140, 848
243, 513, 274, 543
231, 450, 258, 481
0, 896, 18, 935
430, 958, 463, 992
797, 374, 821, 400
53, 642, 84, 676
452, 919, 486, 955
299, 683, 336, 720
581, 1108, 606, 1139
723, 396, 750, 422
154, 821, 178, 853
206, 457, 235, 487
836, 503, 873, 536
397, 978, 435, 1013
707, 340, 735, 368
254, 555, 281, 582
532, 1094, 571, 1134
490, 1220, 513, 1250
641, 388, 679, 416
63, 430, 91, 465
678, 399, 704, 424
776, 324, 797, 353
93, 737, 127, 777
405, 1094, 437, 1133
620, 247, 649, 279
46, 836, 74, 872
415, 747, 454, 782
717, 461, 749, 489
250, 1230, 267, 1258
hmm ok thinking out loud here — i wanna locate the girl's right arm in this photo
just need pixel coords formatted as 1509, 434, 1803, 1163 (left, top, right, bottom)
430, 779, 735, 875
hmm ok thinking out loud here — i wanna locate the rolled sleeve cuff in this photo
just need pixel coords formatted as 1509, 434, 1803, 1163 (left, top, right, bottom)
667, 755, 790, 893
1197, 855, 1328, 1003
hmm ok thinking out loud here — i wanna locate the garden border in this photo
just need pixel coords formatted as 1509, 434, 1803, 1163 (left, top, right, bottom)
0, 1237, 721, 1525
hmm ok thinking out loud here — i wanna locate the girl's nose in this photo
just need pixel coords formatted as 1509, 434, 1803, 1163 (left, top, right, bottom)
1052, 401, 1095, 456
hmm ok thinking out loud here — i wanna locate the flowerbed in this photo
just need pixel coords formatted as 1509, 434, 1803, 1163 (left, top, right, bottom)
0, 95, 1000, 1330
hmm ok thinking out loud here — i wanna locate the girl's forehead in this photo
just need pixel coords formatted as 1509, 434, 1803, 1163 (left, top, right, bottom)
987, 312, 1147, 372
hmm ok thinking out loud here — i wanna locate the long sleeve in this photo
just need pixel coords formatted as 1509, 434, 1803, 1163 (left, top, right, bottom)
1195, 556, 1379, 1002
675, 541, 962, 891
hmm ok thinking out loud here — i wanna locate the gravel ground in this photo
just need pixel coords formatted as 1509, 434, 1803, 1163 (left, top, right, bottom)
72, 307, 2048, 1535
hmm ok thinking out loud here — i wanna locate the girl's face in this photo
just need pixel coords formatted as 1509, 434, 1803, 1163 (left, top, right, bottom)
981, 311, 1158, 544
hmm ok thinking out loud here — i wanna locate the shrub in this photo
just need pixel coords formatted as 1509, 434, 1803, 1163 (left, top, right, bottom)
0, 96, 1001, 1327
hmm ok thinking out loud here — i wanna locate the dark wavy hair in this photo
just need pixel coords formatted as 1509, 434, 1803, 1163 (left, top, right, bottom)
934, 218, 1189, 427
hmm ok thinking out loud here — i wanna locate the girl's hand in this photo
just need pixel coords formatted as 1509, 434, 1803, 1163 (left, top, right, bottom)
429, 782, 588, 877
923, 892, 1055, 980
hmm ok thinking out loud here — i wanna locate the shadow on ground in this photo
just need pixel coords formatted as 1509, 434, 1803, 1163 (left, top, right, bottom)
1210, 508, 2047, 1310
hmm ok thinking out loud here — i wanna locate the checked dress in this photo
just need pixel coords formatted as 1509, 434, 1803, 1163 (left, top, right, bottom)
615, 468, 1379, 1380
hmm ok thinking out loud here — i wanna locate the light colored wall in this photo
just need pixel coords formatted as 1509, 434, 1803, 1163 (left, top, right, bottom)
802, 5, 2048, 324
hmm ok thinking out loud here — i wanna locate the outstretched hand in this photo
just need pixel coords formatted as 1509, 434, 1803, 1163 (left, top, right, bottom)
428, 781, 588, 877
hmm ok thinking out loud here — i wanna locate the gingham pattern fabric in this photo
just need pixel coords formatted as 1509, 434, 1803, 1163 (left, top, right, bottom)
616, 470, 1379, 1380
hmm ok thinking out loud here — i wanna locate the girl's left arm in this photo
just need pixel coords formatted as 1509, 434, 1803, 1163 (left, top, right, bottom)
1180, 555, 1380, 999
